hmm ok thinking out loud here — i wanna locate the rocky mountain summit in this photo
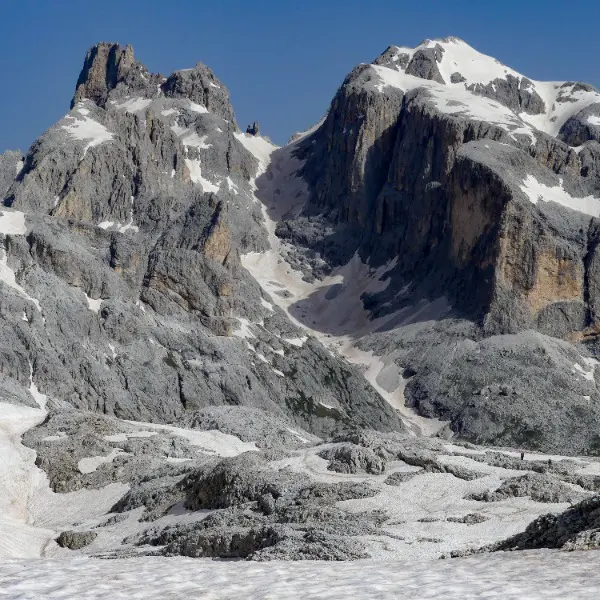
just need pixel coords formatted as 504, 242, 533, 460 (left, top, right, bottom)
275, 36, 600, 453
0, 41, 399, 437
3, 37, 600, 563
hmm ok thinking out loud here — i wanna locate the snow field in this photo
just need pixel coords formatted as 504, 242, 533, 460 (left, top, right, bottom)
2, 551, 600, 599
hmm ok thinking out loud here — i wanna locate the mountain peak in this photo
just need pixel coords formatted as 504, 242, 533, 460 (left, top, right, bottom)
71, 42, 142, 109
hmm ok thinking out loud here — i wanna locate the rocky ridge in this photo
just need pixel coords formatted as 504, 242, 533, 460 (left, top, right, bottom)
4, 37, 600, 563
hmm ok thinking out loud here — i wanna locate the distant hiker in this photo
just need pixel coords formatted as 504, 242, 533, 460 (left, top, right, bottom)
548, 458, 552, 468
520, 451, 524, 460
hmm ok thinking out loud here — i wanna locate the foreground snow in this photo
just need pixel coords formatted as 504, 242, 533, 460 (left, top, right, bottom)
2, 551, 599, 599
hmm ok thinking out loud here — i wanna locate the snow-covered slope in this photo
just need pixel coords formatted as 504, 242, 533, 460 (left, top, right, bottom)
376, 37, 600, 139
2, 550, 600, 599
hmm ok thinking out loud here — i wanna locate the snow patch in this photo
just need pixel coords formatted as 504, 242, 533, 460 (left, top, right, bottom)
77, 448, 128, 474
180, 132, 211, 149
283, 336, 308, 347
3, 552, 600, 598
233, 132, 277, 173
62, 114, 113, 157
226, 176, 239, 194
113, 97, 152, 113
0, 210, 27, 235
261, 298, 274, 312
184, 158, 220, 193
104, 431, 157, 443
86, 294, 102, 313
187, 100, 208, 114
124, 420, 258, 457
0, 250, 42, 313
520, 174, 600, 217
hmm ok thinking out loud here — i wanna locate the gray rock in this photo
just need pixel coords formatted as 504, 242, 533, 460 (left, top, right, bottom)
0, 151, 23, 197
447, 513, 489, 525
405, 45, 445, 84
2, 39, 403, 452
468, 473, 589, 504
184, 453, 310, 510
384, 470, 423, 485
23, 409, 197, 494
56, 530, 98, 550
490, 494, 600, 551
318, 443, 386, 474
246, 122, 260, 136
180, 406, 319, 450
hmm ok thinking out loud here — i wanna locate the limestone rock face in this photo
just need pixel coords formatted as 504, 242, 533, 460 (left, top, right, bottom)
161, 64, 236, 123
71, 42, 153, 108
278, 37, 600, 452
0, 42, 402, 439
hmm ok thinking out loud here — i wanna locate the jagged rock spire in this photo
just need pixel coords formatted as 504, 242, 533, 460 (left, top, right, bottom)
71, 42, 141, 108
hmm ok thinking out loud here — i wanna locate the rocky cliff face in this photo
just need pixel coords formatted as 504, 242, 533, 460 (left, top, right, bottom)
0, 42, 402, 437
268, 37, 600, 453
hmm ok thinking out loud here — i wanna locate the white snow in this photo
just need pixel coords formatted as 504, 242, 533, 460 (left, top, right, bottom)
116, 216, 139, 234
77, 448, 128, 474
226, 176, 239, 194
160, 108, 179, 117
180, 131, 211, 149
375, 38, 600, 144
283, 336, 307, 347
104, 431, 157, 443
187, 100, 208, 114
521, 81, 600, 137
113, 97, 152, 113
29, 366, 47, 411
15, 159, 24, 175
0, 384, 126, 559
124, 420, 258, 457
239, 133, 451, 436
432, 37, 522, 87
520, 174, 600, 217
3, 551, 600, 599
0, 209, 27, 235
261, 298, 274, 312
284, 427, 310, 443
184, 158, 220, 193
42, 432, 67, 442
62, 114, 113, 157
573, 357, 599, 381
85, 294, 102, 313
371, 64, 537, 144
290, 116, 327, 142
233, 132, 278, 173
97, 200, 139, 234
171, 123, 187, 137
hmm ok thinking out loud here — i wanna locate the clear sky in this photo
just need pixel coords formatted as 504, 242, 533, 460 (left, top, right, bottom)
2, 0, 600, 150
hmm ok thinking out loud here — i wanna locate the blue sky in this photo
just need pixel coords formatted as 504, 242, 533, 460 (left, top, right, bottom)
1, 0, 600, 150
